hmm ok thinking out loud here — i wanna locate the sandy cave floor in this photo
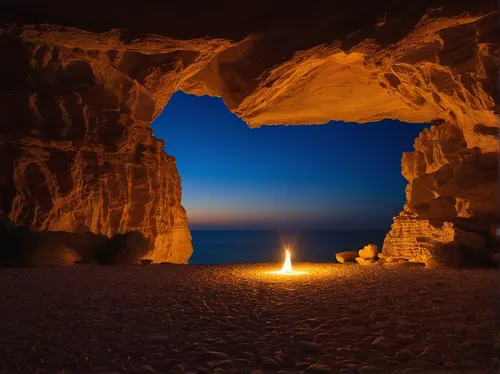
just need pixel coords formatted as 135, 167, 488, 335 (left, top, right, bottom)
0, 263, 498, 374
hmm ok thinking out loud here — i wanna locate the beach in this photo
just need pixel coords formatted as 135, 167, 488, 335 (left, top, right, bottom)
0, 263, 497, 373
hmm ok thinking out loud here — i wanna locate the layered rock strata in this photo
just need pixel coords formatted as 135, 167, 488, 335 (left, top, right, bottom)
0, 29, 218, 262
0, 0, 497, 263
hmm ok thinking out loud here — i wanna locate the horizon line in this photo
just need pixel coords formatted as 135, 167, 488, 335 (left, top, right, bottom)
188, 227, 390, 231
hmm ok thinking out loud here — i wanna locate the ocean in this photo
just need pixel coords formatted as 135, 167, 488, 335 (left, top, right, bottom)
189, 230, 387, 264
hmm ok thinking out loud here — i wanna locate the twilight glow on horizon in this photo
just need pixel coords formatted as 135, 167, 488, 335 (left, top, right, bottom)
152, 92, 427, 231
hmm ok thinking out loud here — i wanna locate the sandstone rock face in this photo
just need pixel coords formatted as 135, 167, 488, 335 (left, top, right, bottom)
0, 29, 207, 263
0, 1, 497, 264
383, 212, 488, 265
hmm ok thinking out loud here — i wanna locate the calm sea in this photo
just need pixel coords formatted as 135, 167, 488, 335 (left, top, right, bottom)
189, 230, 387, 264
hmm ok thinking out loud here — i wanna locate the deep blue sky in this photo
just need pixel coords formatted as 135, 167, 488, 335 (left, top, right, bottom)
152, 92, 427, 230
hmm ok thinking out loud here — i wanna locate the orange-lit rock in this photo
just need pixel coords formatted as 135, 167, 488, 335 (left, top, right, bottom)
359, 244, 378, 259
355, 257, 377, 266
0, 30, 201, 262
424, 257, 442, 269
336, 251, 359, 264
0, 0, 497, 264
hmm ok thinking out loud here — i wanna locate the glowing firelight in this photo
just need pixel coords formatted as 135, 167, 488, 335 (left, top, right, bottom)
267, 247, 308, 275
282, 249, 293, 273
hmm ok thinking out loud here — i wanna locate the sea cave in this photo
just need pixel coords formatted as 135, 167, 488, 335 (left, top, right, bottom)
0, 1, 498, 372
0, 1, 497, 266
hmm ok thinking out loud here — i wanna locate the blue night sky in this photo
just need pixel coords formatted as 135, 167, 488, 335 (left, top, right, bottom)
152, 92, 427, 230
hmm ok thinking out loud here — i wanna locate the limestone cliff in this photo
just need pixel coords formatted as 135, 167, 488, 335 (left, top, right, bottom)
0, 0, 498, 264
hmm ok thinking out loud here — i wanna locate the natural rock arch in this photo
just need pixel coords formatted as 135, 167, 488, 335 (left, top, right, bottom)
0, 0, 497, 265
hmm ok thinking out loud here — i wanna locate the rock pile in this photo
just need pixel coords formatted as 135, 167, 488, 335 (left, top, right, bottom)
336, 244, 415, 268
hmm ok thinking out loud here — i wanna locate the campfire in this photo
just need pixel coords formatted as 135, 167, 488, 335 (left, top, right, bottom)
267, 248, 307, 275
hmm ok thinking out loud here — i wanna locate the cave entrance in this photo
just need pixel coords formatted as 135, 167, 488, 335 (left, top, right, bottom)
151, 91, 428, 264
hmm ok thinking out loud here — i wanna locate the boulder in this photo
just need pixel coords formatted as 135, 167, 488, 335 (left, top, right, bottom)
424, 257, 441, 269
359, 244, 378, 259
336, 251, 358, 263
356, 257, 377, 266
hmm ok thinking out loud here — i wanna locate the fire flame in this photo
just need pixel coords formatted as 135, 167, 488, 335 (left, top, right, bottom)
281, 248, 293, 273
267, 247, 307, 275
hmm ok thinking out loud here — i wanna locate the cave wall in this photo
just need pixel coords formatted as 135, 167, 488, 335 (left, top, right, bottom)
0, 0, 498, 264
0, 29, 220, 263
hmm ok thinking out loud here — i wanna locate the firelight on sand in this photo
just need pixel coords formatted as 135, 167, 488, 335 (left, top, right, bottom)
267, 248, 308, 275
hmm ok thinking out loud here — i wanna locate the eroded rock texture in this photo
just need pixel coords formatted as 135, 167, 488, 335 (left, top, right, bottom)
0, 30, 213, 263
0, 0, 498, 264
